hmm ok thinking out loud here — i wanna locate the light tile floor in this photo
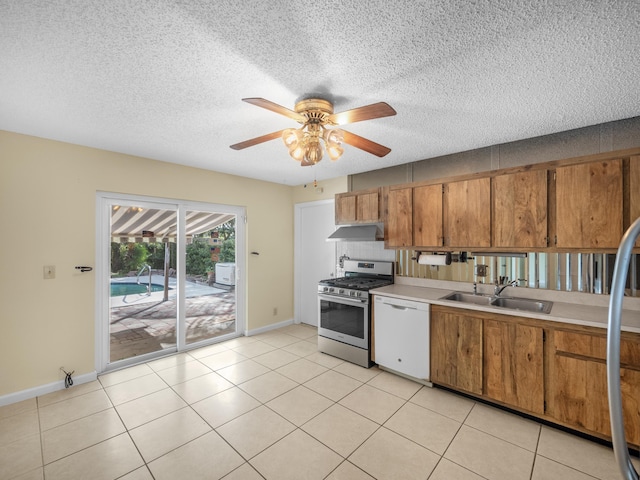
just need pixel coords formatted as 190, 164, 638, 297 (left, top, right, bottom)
1, 323, 637, 479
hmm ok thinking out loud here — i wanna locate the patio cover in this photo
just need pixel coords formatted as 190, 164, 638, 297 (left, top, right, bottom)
111, 206, 234, 242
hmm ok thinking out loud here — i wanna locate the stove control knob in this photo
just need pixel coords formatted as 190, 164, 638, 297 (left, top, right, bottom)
328, 287, 334, 293
349, 291, 356, 297
357, 291, 363, 297
338, 289, 345, 294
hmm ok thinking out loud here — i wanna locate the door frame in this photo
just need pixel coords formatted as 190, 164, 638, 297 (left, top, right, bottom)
95, 191, 246, 373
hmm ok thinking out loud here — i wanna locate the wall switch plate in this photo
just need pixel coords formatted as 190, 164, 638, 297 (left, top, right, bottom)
44, 265, 56, 279
475, 264, 488, 277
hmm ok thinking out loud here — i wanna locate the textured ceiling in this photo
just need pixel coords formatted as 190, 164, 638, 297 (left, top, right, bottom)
1, 1, 639, 186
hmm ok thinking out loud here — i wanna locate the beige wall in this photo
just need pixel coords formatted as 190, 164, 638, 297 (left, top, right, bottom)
0, 130, 324, 396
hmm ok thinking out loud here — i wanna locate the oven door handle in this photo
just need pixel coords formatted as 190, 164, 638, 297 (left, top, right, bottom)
318, 293, 368, 305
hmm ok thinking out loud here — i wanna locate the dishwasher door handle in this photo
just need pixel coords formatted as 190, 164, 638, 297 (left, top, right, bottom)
388, 304, 416, 310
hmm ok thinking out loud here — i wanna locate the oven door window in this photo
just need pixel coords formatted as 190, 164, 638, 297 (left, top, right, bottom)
319, 298, 365, 340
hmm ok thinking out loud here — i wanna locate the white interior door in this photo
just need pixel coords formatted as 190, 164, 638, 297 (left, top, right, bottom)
295, 200, 336, 326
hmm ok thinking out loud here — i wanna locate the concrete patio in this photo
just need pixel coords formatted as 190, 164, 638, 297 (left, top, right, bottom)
109, 276, 236, 361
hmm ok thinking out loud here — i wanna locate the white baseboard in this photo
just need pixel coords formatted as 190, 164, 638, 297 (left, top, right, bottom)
245, 318, 294, 336
0, 371, 98, 407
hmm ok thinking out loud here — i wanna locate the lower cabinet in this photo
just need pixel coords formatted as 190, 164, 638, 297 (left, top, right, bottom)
431, 306, 483, 395
546, 328, 640, 446
431, 305, 543, 413
484, 318, 544, 415
430, 305, 640, 446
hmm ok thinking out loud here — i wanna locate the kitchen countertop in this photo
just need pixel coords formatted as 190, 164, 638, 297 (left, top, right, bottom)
371, 283, 640, 334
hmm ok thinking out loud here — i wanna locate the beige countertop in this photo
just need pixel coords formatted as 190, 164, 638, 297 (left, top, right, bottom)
371, 282, 640, 333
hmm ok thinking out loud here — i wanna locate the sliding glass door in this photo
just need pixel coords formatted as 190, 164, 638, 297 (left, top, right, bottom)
108, 202, 178, 362
96, 193, 245, 372
184, 211, 237, 346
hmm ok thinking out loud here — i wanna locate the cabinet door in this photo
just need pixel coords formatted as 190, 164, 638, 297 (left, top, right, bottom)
430, 306, 483, 395
443, 177, 491, 247
357, 192, 379, 222
547, 329, 640, 445
386, 187, 413, 247
413, 184, 443, 247
631, 156, 640, 247
484, 319, 544, 414
335, 194, 357, 224
492, 170, 548, 248
556, 159, 623, 248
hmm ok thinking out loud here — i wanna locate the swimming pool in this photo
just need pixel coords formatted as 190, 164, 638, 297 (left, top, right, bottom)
110, 282, 167, 297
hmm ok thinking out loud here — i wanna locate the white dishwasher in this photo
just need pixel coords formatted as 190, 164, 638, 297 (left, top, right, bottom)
374, 295, 430, 381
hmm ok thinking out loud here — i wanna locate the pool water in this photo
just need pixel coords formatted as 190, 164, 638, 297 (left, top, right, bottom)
110, 282, 167, 297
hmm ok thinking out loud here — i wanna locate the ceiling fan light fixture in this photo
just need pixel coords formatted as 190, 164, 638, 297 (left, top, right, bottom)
282, 128, 302, 149
231, 97, 396, 166
324, 127, 344, 161
289, 144, 306, 162
326, 143, 344, 161
305, 138, 323, 165
325, 128, 343, 145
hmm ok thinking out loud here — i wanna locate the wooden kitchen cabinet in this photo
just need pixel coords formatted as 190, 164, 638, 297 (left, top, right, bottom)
443, 177, 491, 248
335, 188, 380, 224
492, 170, 548, 248
546, 328, 640, 445
387, 177, 490, 250
413, 183, 443, 247
555, 159, 623, 248
430, 304, 640, 446
484, 317, 544, 414
430, 305, 483, 395
385, 186, 413, 247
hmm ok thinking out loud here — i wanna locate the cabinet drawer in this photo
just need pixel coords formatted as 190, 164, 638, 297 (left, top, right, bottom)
554, 330, 640, 368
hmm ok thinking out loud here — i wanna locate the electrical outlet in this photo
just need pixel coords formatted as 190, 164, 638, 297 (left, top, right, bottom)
43, 265, 56, 279
273, 307, 278, 316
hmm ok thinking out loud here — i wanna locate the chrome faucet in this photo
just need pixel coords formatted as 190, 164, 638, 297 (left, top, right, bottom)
494, 279, 517, 296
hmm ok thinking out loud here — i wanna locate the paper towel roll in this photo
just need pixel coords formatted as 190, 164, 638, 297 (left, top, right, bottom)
418, 253, 451, 266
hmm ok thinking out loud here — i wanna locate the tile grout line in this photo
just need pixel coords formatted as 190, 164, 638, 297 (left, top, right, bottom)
19, 325, 620, 480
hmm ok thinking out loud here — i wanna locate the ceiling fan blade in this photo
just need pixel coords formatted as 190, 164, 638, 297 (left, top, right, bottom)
342, 130, 391, 157
328, 102, 396, 125
229, 129, 287, 150
242, 98, 306, 123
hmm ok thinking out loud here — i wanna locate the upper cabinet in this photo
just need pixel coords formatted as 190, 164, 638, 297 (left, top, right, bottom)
387, 178, 490, 249
335, 188, 380, 224
443, 177, 491, 248
555, 159, 623, 249
492, 170, 548, 248
385, 187, 413, 247
386, 183, 443, 248
414, 184, 443, 247
345, 148, 640, 252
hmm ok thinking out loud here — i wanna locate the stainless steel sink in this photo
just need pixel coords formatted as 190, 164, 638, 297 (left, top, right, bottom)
440, 291, 494, 305
490, 297, 553, 314
440, 291, 553, 314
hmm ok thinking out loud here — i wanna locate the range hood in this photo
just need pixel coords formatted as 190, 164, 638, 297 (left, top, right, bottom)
327, 224, 383, 242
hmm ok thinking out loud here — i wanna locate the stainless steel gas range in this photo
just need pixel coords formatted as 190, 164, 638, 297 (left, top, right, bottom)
317, 259, 394, 368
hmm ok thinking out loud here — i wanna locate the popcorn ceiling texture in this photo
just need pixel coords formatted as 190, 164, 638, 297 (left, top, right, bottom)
0, 0, 638, 185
